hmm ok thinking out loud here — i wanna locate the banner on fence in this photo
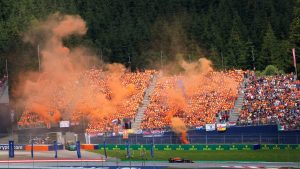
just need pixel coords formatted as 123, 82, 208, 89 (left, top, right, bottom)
277, 125, 286, 131
59, 121, 70, 128
0, 144, 25, 151
143, 130, 164, 137
227, 121, 236, 126
217, 123, 227, 131
205, 124, 216, 131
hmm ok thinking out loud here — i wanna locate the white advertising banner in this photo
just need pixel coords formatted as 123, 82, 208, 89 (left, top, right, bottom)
59, 121, 70, 128
205, 124, 216, 131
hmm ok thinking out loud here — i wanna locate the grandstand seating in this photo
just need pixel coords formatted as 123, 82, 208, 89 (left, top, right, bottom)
239, 73, 300, 130
18, 69, 156, 134
141, 70, 244, 129
17, 69, 300, 134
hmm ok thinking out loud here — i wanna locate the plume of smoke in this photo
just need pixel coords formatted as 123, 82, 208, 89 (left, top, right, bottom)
171, 117, 190, 144
164, 58, 214, 144
144, 14, 240, 144
164, 57, 240, 144
165, 83, 189, 144
15, 13, 129, 126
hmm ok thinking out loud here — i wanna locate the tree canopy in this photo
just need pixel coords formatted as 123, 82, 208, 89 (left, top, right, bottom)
0, 0, 299, 78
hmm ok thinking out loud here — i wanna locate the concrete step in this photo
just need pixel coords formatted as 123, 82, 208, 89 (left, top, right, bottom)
131, 74, 158, 130
229, 79, 246, 122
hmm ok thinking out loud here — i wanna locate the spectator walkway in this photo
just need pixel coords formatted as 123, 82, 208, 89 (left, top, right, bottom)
0, 81, 9, 104
229, 78, 246, 123
131, 73, 158, 131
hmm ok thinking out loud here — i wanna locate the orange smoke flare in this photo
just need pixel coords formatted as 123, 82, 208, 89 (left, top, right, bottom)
16, 13, 130, 127
170, 117, 189, 144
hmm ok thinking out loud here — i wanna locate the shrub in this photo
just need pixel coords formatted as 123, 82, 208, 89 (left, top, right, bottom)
262, 65, 280, 76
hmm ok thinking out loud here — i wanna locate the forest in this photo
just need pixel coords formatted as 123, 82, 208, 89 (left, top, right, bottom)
0, 0, 299, 79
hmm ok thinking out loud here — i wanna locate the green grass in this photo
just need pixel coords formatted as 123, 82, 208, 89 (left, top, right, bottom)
91, 149, 300, 162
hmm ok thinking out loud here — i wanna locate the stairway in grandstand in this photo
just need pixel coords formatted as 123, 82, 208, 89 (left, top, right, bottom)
0, 81, 11, 133
131, 73, 158, 131
0, 81, 9, 104
229, 79, 246, 123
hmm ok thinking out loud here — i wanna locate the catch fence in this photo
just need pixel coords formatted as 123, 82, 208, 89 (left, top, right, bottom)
0, 133, 299, 146
90, 133, 300, 145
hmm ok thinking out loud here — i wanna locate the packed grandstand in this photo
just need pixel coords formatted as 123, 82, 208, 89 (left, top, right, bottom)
16, 68, 300, 136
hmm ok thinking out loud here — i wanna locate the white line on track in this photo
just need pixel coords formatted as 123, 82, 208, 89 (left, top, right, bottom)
221, 166, 276, 168
0, 159, 105, 163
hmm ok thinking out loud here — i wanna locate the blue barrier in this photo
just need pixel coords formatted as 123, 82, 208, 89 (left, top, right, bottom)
91, 125, 300, 144
48, 144, 64, 151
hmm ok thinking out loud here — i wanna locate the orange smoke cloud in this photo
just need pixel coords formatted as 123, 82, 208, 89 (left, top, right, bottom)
165, 85, 189, 144
198, 58, 213, 74
171, 117, 189, 144
15, 13, 129, 127
166, 88, 187, 110
163, 57, 240, 144
16, 13, 89, 124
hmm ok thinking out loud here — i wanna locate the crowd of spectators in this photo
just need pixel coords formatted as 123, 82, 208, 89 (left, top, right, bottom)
141, 70, 244, 130
238, 73, 300, 130
18, 68, 156, 133
18, 111, 46, 128
86, 70, 155, 134
216, 110, 230, 123
18, 68, 300, 132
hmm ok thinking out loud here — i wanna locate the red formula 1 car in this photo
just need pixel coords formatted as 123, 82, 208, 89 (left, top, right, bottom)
168, 157, 194, 163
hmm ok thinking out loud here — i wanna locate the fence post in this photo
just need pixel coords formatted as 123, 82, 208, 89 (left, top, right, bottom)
241, 134, 243, 144
259, 134, 261, 144
205, 135, 207, 145
152, 136, 154, 144
135, 134, 137, 144
170, 135, 172, 144
223, 135, 225, 144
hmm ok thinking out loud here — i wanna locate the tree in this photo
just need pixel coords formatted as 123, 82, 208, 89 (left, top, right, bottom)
262, 65, 280, 76
289, 0, 300, 48
226, 14, 249, 69
258, 23, 278, 70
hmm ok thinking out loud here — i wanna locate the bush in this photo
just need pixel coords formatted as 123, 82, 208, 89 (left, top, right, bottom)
254, 70, 263, 77
262, 65, 280, 76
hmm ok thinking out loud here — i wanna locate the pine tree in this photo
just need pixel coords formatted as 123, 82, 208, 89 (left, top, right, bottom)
258, 23, 278, 70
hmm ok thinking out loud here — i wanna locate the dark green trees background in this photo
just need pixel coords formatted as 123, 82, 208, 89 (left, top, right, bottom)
0, 0, 299, 78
